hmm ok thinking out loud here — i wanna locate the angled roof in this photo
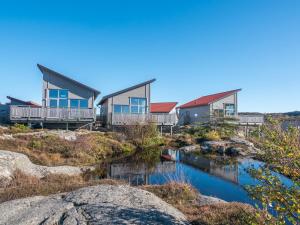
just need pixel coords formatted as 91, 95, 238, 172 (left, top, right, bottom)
98, 79, 156, 105
178, 89, 241, 109
150, 102, 178, 113
37, 64, 101, 98
7, 96, 41, 107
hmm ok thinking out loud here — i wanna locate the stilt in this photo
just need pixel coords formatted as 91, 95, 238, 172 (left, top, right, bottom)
66, 123, 69, 131
170, 125, 173, 136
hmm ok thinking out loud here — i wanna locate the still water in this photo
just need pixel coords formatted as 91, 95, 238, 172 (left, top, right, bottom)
107, 150, 293, 206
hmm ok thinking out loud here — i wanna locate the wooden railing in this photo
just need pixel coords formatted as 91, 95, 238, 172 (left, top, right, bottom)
238, 115, 264, 124
112, 113, 177, 125
9, 106, 96, 121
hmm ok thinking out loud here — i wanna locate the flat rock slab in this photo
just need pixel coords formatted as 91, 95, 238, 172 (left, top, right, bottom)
0, 185, 189, 225
0, 150, 82, 181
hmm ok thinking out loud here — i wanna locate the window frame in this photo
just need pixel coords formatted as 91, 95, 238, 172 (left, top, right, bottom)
129, 97, 147, 114
224, 104, 235, 116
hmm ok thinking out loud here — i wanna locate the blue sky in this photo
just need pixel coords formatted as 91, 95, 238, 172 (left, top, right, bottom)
0, 0, 299, 113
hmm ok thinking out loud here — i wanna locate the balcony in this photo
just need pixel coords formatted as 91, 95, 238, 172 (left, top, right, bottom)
9, 105, 96, 122
111, 113, 177, 125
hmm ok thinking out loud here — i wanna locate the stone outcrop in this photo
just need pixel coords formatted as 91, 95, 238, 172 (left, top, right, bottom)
0, 150, 83, 181
0, 185, 189, 225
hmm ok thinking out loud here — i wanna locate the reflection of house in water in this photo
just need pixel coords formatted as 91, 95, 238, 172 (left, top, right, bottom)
179, 152, 239, 184
107, 161, 176, 186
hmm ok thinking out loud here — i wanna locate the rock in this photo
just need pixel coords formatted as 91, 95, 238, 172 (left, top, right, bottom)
0, 134, 14, 140
225, 147, 242, 156
0, 150, 83, 182
197, 195, 227, 206
216, 146, 226, 155
0, 185, 189, 225
201, 141, 231, 153
230, 137, 255, 148
179, 145, 200, 153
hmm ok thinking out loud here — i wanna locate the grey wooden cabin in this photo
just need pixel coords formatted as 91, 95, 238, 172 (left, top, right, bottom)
177, 89, 241, 125
9, 64, 100, 128
98, 79, 177, 126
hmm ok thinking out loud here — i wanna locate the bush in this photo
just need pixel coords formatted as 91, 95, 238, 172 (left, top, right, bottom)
10, 124, 31, 134
203, 130, 221, 141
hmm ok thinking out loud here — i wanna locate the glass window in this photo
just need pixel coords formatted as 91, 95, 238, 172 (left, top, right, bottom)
59, 99, 68, 108
130, 98, 139, 105
70, 99, 79, 108
50, 99, 57, 108
122, 105, 130, 114
49, 89, 58, 98
225, 104, 235, 116
59, 90, 68, 98
139, 98, 146, 106
80, 99, 88, 108
129, 97, 147, 114
131, 106, 139, 114
114, 105, 122, 113
114, 105, 130, 113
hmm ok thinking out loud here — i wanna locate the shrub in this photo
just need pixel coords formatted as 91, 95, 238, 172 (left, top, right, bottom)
203, 130, 221, 141
10, 124, 31, 134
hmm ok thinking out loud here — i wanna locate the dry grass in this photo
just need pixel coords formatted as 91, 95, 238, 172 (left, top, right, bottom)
0, 170, 122, 203
143, 182, 263, 225
0, 132, 135, 166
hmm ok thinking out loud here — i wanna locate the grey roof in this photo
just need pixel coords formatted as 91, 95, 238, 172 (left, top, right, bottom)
98, 79, 156, 105
37, 64, 101, 98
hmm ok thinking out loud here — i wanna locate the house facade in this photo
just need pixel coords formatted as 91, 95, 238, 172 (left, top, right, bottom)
98, 79, 155, 126
177, 89, 241, 125
8, 64, 100, 128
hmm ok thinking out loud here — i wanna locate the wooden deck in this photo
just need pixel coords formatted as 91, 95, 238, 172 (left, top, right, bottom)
9, 106, 96, 123
111, 113, 177, 125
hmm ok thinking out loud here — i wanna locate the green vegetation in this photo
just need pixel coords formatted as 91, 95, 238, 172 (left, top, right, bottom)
246, 117, 300, 224
143, 182, 262, 225
0, 132, 135, 166
9, 124, 31, 134
185, 121, 238, 141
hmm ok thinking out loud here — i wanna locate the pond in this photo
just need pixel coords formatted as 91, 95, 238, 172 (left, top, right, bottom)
106, 150, 293, 207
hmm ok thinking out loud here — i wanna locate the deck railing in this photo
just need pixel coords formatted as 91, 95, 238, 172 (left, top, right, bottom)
238, 115, 264, 124
9, 106, 96, 121
112, 113, 177, 125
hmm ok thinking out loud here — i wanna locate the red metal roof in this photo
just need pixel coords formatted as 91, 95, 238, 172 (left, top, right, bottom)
178, 89, 241, 109
150, 102, 178, 113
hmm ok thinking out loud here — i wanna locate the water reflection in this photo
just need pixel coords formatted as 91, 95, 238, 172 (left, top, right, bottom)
107, 161, 176, 186
179, 152, 239, 184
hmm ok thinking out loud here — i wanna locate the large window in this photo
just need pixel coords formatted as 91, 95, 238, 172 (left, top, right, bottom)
70, 99, 79, 108
59, 99, 68, 108
224, 104, 235, 116
114, 105, 130, 114
80, 99, 88, 108
130, 97, 147, 114
70, 99, 89, 109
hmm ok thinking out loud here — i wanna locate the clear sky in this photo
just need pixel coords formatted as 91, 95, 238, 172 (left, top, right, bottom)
0, 0, 299, 113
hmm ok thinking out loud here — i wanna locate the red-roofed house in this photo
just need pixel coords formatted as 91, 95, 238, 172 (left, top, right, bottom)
150, 102, 178, 114
177, 89, 241, 125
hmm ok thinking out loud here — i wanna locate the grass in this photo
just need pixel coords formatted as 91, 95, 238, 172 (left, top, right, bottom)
0, 132, 135, 166
143, 182, 264, 225
0, 170, 123, 203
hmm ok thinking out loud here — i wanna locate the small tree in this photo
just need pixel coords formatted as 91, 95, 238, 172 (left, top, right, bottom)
246, 117, 300, 224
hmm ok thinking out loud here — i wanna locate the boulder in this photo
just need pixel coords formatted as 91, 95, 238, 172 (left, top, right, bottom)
225, 147, 242, 156
0, 185, 189, 225
179, 145, 200, 153
201, 141, 231, 153
0, 150, 83, 182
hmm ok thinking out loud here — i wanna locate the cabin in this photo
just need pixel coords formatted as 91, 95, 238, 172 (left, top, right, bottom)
8, 64, 100, 129
98, 80, 177, 127
177, 89, 241, 125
